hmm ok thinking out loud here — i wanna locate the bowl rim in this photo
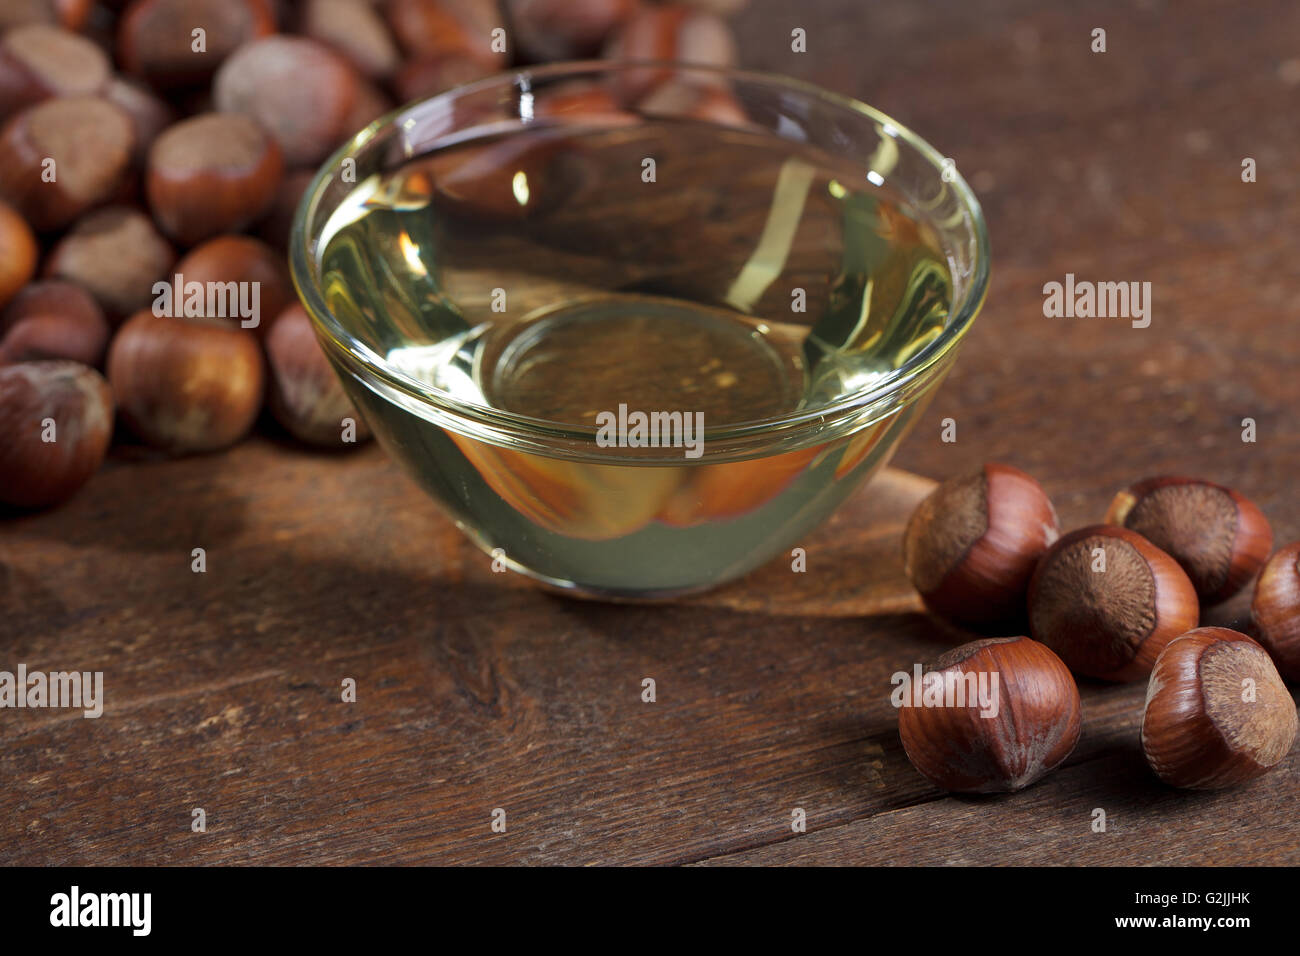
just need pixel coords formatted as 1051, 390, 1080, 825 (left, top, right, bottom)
290, 60, 991, 453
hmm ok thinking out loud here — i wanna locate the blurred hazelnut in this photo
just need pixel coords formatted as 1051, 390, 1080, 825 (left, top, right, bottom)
256, 168, 316, 253
1251, 542, 1300, 682
384, 0, 509, 69
0, 199, 38, 310
0, 360, 114, 508
603, 4, 737, 100
146, 112, 283, 245
506, 0, 639, 61
44, 206, 176, 321
0, 96, 134, 231
106, 310, 264, 454
391, 54, 495, 103
299, 0, 400, 79
0, 0, 95, 31
171, 235, 294, 336
1, 280, 110, 366
103, 77, 176, 165
264, 303, 370, 447
213, 35, 362, 166
117, 0, 276, 89
0, 22, 110, 118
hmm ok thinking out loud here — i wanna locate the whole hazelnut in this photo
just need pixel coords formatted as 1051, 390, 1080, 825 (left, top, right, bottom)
44, 206, 176, 321
0, 96, 134, 231
264, 304, 370, 447
506, 0, 639, 61
902, 463, 1060, 630
1029, 525, 1200, 681
146, 112, 283, 245
897, 635, 1082, 793
117, 0, 276, 89
1251, 542, 1300, 682
384, 0, 509, 69
1105, 476, 1273, 604
171, 235, 293, 336
0, 199, 38, 309
0, 360, 114, 508
106, 310, 264, 454
299, 0, 400, 79
212, 35, 362, 167
0, 23, 110, 118
1, 280, 110, 366
1141, 627, 1297, 789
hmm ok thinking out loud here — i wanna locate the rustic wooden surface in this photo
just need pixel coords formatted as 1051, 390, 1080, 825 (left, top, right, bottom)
4, 0, 1300, 865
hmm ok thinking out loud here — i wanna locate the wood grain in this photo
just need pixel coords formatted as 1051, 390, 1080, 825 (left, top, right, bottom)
3, 0, 1300, 865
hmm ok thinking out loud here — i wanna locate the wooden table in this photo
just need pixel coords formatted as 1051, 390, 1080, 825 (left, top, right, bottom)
3, 0, 1298, 865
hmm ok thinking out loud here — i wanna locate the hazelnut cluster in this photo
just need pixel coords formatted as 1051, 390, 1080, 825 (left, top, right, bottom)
899, 465, 1298, 793
0, 0, 748, 510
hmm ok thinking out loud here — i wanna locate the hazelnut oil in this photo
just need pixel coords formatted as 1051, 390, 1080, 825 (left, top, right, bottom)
315, 120, 953, 595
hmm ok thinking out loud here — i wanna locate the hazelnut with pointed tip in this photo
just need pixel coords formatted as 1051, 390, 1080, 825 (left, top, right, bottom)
1106, 476, 1273, 604
1142, 627, 1297, 789
897, 635, 1082, 793
1251, 542, 1300, 682
1029, 525, 1199, 681
264, 303, 370, 447
902, 463, 1060, 629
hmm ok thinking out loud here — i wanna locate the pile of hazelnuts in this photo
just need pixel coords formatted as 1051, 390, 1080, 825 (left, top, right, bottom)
899, 464, 1300, 795
0, 0, 747, 511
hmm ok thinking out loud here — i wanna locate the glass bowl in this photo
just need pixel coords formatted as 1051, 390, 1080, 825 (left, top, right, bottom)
290, 61, 989, 599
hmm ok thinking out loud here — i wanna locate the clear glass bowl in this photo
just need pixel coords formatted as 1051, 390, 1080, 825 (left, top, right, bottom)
290, 62, 989, 599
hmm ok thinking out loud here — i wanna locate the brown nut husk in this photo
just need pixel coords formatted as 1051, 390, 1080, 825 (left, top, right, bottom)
1141, 627, 1297, 789
1251, 542, 1300, 682
1, 280, 110, 366
1106, 476, 1273, 604
106, 310, 264, 454
902, 462, 1060, 629
0, 360, 113, 508
1029, 525, 1199, 681
897, 635, 1082, 793
44, 206, 176, 320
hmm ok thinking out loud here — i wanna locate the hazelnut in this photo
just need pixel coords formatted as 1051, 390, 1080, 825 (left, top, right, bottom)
897, 635, 1082, 793
1029, 525, 1200, 681
384, 0, 509, 69
212, 35, 362, 167
0, 23, 110, 118
1141, 627, 1297, 789
0, 0, 94, 31
391, 55, 496, 103
0, 199, 38, 310
44, 206, 176, 321
264, 303, 370, 447
0, 360, 113, 508
256, 168, 315, 253
1251, 542, 1300, 682
0, 96, 134, 231
299, 0, 400, 79
117, 0, 276, 89
506, 0, 639, 61
603, 4, 738, 100
146, 112, 283, 244
106, 310, 264, 454
902, 463, 1060, 630
103, 77, 176, 165
1, 280, 109, 366
1105, 476, 1273, 604
169, 235, 293, 336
